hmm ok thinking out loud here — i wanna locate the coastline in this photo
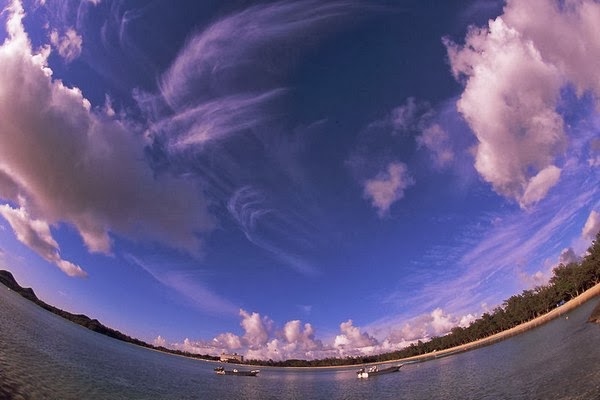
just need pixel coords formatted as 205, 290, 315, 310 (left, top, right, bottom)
2, 268, 599, 370
365, 282, 600, 368
245, 283, 600, 370
37, 284, 600, 369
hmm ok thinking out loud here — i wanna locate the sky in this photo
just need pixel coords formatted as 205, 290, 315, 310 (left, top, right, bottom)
0, 0, 599, 361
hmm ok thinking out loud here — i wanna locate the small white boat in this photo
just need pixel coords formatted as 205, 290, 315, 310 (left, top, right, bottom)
214, 366, 260, 376
357, 365, 402, 379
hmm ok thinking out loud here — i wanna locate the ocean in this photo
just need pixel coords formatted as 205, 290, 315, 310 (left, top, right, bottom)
1, 286, 599, 399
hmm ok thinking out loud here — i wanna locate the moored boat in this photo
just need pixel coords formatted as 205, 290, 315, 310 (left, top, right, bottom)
214, 366, 260, 376
356, 364, 402, 379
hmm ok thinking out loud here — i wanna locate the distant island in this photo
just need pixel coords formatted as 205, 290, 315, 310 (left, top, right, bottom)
1, 231, 599, 368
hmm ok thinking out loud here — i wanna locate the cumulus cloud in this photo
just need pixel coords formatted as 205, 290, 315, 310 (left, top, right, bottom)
170, 310, 325, 361
169, 307, 484, 360
446, 0, 600, 208
386, 308, 460, 343
363, 162, 414, 216
501, 0, 600, 98
49, 28, 82, 62
0, 1, 214, 269
518, 268, 550, 288
153, 335, 166, 347
0, 204, 86, 277
333, 320, 379, 356
446, 17, 566, 208
240, 309, 272, 349
582, 210, 600, 241
213, 332, 242, 350
559, 247, 580, 265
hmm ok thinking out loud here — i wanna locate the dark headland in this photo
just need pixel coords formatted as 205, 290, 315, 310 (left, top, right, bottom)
0, 270, 147, 346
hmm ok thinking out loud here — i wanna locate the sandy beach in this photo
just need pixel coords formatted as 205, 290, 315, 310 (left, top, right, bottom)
268, 283, 600, 371
385, 283, 600, 366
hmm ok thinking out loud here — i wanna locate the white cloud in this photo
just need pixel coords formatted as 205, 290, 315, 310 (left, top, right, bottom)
0, 204, 86, 277
518, 268, 550, 288
333, 320, 379, 355
416, 123, 455, 168
240, 309, 272, 349
170, 311, 326, 361
446, 16, 566, 208
502, 0, 600, 98
170, 307, 484, 360
0, 1, 214, 262
213, 332, 242, 350
153, 0, 363, 149
125, 255, 238, 316
582, 210, 600, 241
49, 28, 82, 63
458, 314, 476, 328
381, 97, 437, 135
520, 165, 562, 208
227, 186, 318, 276
283, 320, 320, 348
558, 247, 580, 265
153, 335, 166, 347
363, 162, 414, 216
447, 0, 600, 208
385, 308, 463, 344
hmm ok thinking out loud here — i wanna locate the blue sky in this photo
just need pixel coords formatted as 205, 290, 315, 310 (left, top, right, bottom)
0, 0, 599, 360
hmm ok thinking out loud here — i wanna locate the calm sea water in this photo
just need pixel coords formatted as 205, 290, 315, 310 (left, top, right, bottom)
1, 287, 600, 400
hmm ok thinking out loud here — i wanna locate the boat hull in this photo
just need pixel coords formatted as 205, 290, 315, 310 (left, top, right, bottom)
357, 365, 402, 378
214, 368, 259, 377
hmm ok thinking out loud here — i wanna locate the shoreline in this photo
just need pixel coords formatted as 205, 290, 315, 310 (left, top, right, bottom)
348, 283, 600, 369
3, 269, 599, 370
241, 283, 600, 370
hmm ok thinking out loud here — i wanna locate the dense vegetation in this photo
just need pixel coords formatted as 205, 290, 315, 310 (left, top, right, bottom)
2, 232, 599, 368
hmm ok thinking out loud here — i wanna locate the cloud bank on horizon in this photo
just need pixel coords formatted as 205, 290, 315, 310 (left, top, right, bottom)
0, 0, 598, 360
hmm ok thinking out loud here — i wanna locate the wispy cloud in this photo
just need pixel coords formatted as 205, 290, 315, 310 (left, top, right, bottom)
125, 253, 238, 316
228, 186, 319, 276
147, 0, 367, 151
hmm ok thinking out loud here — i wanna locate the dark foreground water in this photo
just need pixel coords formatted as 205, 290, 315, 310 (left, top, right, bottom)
1, 287, 600, 400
